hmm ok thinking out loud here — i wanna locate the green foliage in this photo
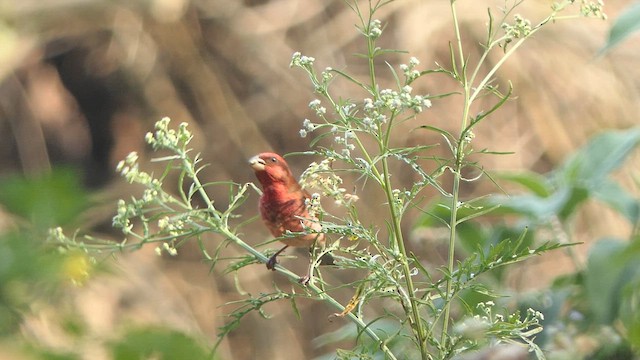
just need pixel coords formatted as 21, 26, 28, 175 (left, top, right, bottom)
541, 235, 640, 358
0, 168, 89, 228
418, 127, 640, 358
0, 231, 61, 334
110, 326, 211, 360
0, 169, 86, 335
0, 168, 214, 359
600, 1, 640, 53
487, 128, 640, 224
584, 239, 640, 325
0, 169, 89, 359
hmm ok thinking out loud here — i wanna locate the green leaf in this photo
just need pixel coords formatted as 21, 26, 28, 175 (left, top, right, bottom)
489, 186, 582, 221
28, 349, 79, 360
491, 129, 640, 222
557, 187, 590, 220
416, 125, 454, 141
554, 128, 640, 190
600, 2, 640, 54
591, 179, 640, 224
584, 238, 640, 324
110, 326, 211, 360
620, 276, 640, 348
496, 171, 551, 197
0, 168, 89, 228
456, 204, 500, 225
456, 221, 487, 254
0, 230, 67, 335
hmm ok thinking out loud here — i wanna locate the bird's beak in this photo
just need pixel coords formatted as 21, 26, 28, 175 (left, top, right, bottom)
249, 155, 266, 171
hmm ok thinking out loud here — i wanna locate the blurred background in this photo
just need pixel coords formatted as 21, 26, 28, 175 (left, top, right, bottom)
0, 0, 639, 359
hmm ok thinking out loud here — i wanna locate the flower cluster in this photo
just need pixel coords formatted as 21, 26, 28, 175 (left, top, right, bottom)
116, 152, 152, 185
463, 130, 475, 144
305, 192, 322, 218
478, 300, 545, 326
308, 99, 327, 117
113, 118, 197, 245
321, 67, 334, 83
300, 158, 359, 207
502, 14, 532, 40
580, 0, 606, 19
290, 52, 316, 68
145, 117, 192, 151
157, 215, 187, 238
155, 241, 178, 256
400, 57, 421, 83
47, 227, 67, 244
453, 301, 546, 352
367, 19, 383, 39
299, 119, 316, 138
391, 188, 412, 209
361, 97, 386, 129
333, 129, 357, 157
114, 167, 179, 251
373, 86, 432, 115
113, 199, 136, 234
290, 52, 337, 95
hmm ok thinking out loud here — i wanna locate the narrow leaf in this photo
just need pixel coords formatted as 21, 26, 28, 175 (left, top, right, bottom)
555, 127, 640, 189
496, 171, 551, 197
456, 204, 501, 225
600, 2, 640, 53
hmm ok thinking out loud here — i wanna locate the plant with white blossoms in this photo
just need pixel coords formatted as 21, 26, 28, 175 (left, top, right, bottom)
48, 1, 606, 359
286, 0, 606, 359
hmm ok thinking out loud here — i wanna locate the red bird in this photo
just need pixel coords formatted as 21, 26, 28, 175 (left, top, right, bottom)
249, 152, 325, 271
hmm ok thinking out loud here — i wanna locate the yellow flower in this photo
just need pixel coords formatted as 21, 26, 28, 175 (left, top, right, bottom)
62, 252, 91, 286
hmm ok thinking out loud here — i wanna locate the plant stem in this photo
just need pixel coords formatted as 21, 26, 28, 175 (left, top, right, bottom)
380, 154, 428, 359
440, 1, 468, 348
181, 151, 222, 223
450, 1, 465, 86
360, 4, 428, 354
441, 3, 561, 351
441, 163, 461, 345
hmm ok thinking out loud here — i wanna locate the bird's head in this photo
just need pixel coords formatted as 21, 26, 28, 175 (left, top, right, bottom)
249, 152, 296, 188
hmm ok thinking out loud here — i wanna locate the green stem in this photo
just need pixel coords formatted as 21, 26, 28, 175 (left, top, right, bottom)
182, 151, 222, 223
361, 4, 429, 353
441, 0, 469, 348
363, 7, 429, 357
450, 1, 465, 85
380, 155, 428, 359
441, 161, 461, 346
441, 2, 560, 351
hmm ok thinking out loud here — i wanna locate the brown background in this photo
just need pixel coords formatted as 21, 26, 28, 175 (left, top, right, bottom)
1, 0, 638, 359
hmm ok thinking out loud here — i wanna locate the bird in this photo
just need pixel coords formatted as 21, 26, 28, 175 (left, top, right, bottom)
249, 152, 329, 275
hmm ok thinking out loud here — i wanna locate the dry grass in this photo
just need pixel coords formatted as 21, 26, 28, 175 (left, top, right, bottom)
1, 0, 639, 358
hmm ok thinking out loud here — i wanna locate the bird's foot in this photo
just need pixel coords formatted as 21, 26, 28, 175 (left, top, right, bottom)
299, 274, 311, 286
266, 255, 278, 271
319, 252, 335, 266
266, 245, 289, 271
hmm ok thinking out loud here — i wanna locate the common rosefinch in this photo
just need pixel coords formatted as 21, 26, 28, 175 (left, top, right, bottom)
249, 152, 328, 272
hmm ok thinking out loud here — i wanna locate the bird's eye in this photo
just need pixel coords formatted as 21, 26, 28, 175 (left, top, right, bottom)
270, 157, 277, 163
